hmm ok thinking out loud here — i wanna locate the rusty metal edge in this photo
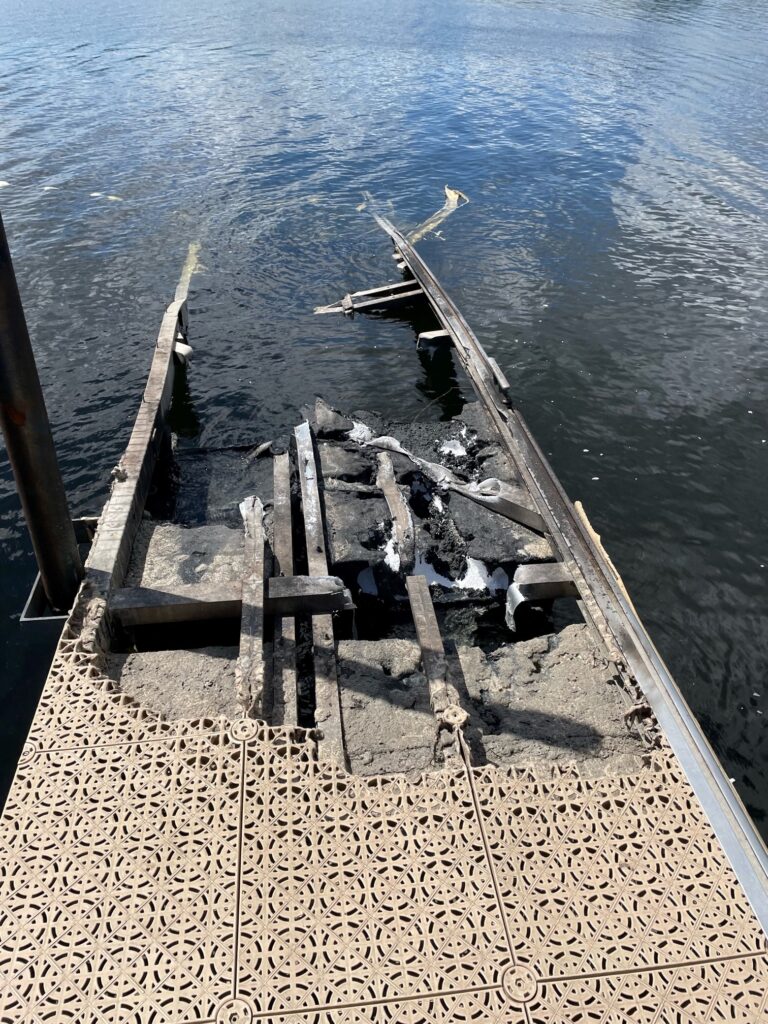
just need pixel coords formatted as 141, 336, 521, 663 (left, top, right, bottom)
372, 212, 768, 931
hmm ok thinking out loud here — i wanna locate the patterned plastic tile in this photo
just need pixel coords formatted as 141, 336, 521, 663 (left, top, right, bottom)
1, 643, 767, 1023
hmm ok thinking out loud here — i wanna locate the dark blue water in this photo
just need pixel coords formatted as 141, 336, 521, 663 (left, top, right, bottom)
1, 0, 767, 832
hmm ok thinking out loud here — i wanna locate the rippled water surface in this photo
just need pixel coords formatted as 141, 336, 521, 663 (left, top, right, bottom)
1, 0, 767, 831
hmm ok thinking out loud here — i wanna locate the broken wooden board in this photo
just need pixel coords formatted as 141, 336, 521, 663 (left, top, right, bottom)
272, 452, 297, 725
109, 575, 353, 627
406, 574, 468, 733
87, 248, 196, 594
236, 496, 266, 718
314, 278, 423, 315
294, 421, 346, 766
505, 561, 579, 632
110, 580, 242, 626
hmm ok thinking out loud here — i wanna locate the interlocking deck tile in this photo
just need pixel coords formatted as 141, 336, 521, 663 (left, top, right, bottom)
1, 633, 767, 1023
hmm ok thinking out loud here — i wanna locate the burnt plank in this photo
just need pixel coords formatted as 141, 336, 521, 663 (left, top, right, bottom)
295, 421, 346, 766
272, 451, 297, 726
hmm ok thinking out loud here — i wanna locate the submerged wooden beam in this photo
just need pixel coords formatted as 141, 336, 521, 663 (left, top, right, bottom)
295, 421, 347, 766
314, 279, 423, 315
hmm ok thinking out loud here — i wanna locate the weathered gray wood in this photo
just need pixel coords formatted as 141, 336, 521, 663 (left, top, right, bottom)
347, 279, 418, 299
488, 357, 510, 393
272, 452, 297, 726
406, 575, 467, 730
87, 246, 197, 596
110, 581, 241, 626
371, 216, 625, 663
314, 278, 419, 314
376, 452, 414, 573
417, 329, 451, 345
514, 562, 577, 590
294, 422, 346, 766
315, 285, 423, 316
350, 288, 423, 313
109, 575, 353, 627
236, 496, 266, 718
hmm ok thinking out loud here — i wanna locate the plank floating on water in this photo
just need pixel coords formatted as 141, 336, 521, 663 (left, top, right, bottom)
376, 452, 415, 573
314, 278, 423, 315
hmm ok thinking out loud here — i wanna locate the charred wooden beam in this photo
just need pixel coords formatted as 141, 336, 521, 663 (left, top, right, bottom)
110, 581, 242, 626
314, 278, 423, 315
272, 451, 297, 725
451, 479, 546, 534
406, 574, 468, 735
295, 421, 347, 766
268, 575, 354, 615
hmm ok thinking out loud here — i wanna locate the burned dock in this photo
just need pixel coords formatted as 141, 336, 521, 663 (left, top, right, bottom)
1, 210, 767, 1023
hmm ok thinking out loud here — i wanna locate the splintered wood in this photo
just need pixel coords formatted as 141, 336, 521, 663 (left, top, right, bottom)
235, 495, 265, 717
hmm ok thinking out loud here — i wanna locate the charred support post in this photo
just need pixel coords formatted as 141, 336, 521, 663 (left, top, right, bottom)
0, 213, 83, 612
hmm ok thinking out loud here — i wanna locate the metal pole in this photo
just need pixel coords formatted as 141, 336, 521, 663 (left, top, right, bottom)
0, 211, 83, 612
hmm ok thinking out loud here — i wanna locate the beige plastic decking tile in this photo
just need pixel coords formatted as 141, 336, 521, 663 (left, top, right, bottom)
1, 638, 767, 1023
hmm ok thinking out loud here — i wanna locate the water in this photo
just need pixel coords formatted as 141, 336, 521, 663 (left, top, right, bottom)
1, 0, 766, 832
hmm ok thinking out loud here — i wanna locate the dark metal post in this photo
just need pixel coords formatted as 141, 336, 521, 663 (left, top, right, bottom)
0, 211, 83, 612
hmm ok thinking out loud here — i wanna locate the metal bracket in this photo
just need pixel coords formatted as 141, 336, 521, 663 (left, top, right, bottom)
505, 562, 579, 631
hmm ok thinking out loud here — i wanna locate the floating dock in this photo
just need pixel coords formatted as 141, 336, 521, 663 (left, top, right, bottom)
1, 215, 767, 1023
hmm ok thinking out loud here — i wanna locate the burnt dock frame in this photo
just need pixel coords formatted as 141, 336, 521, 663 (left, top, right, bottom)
370, 214, 768, 930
